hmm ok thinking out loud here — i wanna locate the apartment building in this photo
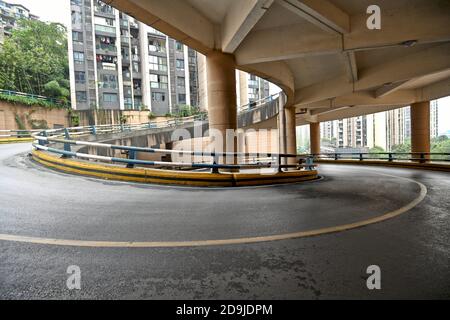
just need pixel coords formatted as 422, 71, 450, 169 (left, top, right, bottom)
318, 101, 440, 152
68, 0, 199, 114
0, 0, 38, 46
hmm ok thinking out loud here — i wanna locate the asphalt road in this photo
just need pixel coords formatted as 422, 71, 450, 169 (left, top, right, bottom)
0, 143, 449, 299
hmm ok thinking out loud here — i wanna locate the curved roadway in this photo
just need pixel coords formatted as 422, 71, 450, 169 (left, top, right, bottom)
1, 143, 449, 299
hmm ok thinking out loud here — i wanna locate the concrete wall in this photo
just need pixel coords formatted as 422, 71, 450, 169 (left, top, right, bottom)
0, 100, 70, 130
0, 100, 162, 130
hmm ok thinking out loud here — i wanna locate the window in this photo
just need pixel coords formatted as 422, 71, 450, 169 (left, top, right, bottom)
176, 59, 184, 70
176, 41, 183, 52
99, 74, 117, 89
152, 92, 166, 102
75, 71, 85, 84
124, 97, 133, 109
134, 97, 142, 108
149, 55, 167, 72
74, 51, 84, 64
76, 91, 87, 102
103, 93, 118, 103
177, 76, 185, 88
132, 62, 140, 73
150, 74, 168, 89
124, 86, 132, 96
178, 94, 186, 104
72, 31, 83, 44
148, 38, 166, 53
71, 11, 82, 25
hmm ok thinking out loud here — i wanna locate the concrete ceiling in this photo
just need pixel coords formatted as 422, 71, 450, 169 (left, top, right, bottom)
109, 0, 450, 125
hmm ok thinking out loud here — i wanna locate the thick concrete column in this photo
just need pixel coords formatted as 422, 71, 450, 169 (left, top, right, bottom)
310, 122, 320, 155
285, 107, 297, 165
206, 51, 237, 156
411, 101, 430, 161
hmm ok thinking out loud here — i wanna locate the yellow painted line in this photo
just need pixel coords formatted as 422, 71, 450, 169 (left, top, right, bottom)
0, 138, 33, 144
316, 159, 450, 172
0, 174, 427, 248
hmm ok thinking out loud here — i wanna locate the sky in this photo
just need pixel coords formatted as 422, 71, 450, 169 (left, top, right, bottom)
7, 1, 449, 133
8, 0, 70, 27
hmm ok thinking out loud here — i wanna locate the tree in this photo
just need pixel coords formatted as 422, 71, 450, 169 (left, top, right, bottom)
0, 19, 69, 98
369, 145, 385, 159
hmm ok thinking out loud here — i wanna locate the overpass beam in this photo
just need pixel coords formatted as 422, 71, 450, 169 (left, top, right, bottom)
206, 51, 237, 158
309, 122, 320, 156
411, 101, 431, 162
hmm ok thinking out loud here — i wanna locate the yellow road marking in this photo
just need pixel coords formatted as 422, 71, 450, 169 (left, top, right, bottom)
0, 175, 427, 248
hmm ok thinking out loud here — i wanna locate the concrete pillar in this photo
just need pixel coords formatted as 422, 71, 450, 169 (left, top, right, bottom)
310, 122, 320, 155
411, 101, 430, 161
206, 51, 237, 155
285, 107, 297, 165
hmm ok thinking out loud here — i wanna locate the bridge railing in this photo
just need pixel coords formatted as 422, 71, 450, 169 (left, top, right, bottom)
238, 93, 280, 114
305, 152, 450, 164
31, 115, 315, 173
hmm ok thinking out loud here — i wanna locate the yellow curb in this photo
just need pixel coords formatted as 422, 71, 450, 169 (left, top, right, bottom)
32, 150, 319, 187
0, 137, 33, 144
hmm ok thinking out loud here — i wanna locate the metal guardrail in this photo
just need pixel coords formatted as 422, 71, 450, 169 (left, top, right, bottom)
238, 93, 280, 114
0, 89, 70, 108
31, 115, 315, 173
306, 152, 450, 164
0, 129, 42, 138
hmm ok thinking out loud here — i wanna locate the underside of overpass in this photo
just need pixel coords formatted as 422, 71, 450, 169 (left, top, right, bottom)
108, 0, 450, 157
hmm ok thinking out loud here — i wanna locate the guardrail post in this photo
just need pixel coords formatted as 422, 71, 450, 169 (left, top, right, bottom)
420, 153, 425, 163
62, 128, 72, 158
91, 125, 97, 135
38, 131, 48, 146
212, 154, 220, 174
278, 154, 283, 173
334, 153, 338, 160
126, 150, 136, 168
305, 157, 314, 171
388, 153, 393, 162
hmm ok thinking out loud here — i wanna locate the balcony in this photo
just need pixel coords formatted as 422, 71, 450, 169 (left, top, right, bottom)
96, 44, 117, 54
94, 24, 116, 35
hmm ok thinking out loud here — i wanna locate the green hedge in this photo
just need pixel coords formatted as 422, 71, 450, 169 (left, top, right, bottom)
0, 93, 68, 109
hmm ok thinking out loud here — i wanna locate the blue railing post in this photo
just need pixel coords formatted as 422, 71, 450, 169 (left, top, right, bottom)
63, 128, 72, 157
388, 153, 393, 162
420, 153, 425, 163
278, 154, 283, 173
91, 125, 97, 135
126, 150, 136, 168
359, 153, 363, 161
38, 131, 48, 146
305, 157, 314, 171
334, 153, 338, 160
212, 153, 220, 174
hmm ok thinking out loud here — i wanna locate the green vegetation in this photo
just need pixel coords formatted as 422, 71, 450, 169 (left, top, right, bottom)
120, 115, 128, 124
0, 19, 69, 103
369, 145, 386, 159
370, 136, 450, 160
0, 92, 67, 109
